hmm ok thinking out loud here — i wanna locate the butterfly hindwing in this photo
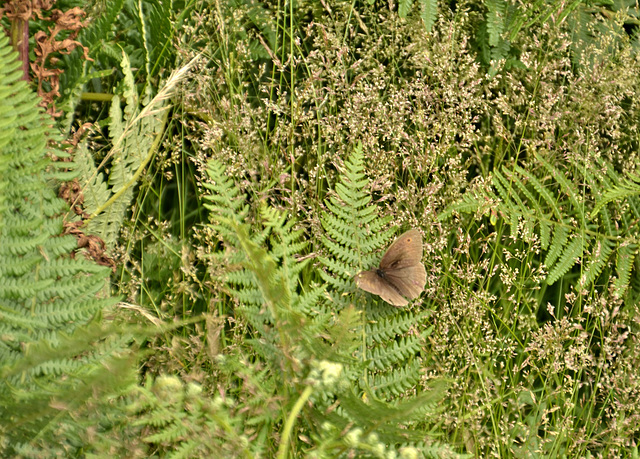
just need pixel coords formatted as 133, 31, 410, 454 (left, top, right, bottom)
380, 264, 427, 299
355, 271, 408, 307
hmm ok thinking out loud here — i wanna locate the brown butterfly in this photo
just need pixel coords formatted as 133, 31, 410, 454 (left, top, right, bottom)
354, 229, 427, 307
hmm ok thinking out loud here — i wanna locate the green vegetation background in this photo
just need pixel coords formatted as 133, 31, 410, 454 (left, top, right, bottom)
1, 0, 640, 457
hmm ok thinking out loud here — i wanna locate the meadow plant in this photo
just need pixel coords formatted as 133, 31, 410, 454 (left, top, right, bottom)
112, 0, 640, 456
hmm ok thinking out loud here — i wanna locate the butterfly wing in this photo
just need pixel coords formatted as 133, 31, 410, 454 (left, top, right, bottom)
355, 228, 426, 307
355, 270, 409, 307
379, 263, 427, 300
379, 229, 423, 270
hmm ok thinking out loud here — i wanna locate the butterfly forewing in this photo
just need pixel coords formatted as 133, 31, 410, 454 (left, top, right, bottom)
379, 229, 423, 269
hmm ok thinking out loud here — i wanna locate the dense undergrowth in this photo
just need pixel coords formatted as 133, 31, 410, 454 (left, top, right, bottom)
1, 0, 640, 457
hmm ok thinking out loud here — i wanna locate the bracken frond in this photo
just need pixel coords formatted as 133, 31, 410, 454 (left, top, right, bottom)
439, 152, 639, 297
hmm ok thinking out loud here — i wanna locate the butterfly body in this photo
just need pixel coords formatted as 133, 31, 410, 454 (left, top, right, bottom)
355, 229, 427, 307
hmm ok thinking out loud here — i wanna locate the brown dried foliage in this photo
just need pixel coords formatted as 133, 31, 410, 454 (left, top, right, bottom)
59, 176, 116, 272
0, 1, 91, 116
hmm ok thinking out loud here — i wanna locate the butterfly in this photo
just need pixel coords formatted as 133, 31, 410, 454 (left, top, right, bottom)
354, 229, 427, 307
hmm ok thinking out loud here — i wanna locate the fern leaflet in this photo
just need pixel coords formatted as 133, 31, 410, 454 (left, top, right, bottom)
439, 154, 639, 296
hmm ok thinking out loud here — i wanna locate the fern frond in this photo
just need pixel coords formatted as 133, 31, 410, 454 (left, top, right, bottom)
437, 188, 487, 221
365, 310, 429, 345
614, 243, 637, 298
128, 374, 255, 458
134, 0, 174, 78
0, 36, 135, 456
78, 54, 199, 251
319, 143, 433, 407
398, 0, 413, 18
592, 174, 640, 219
578, 161, 618, 237
507, 165, 562, 221
203, 159, 250, 237
78, 51, 162, 249
337, 389, 444, 443
579, 237, 615, 288
0, 35, 114, 338
296, 287, 329, 316
204, 160, 338, 376
486, 0, 507, 47
440, 154, 639, 290
544, 224, 569, 270
537, 154, 586, 227
368, 333, 427, 370
420, 0, 438, 32
546, 236, 584, 284
593, 156, 640, 223
496, 168, 552, 247
234, 223, 291, 317
369, 359, 423, 397
320, 144, 394, 307
59, 0, 126, 120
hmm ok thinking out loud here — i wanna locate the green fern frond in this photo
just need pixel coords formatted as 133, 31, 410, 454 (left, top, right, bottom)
0, 254, 40, 276
614, 243, 637, 298
203, 159, 250, 236
317, 383, 451, 456
546, 236, 584, 284
317, 257, 356, 297
59, 0, 126, 118
233, 223, 291, 316
320, 144, 394, 307
0, 36, 136, 456
128, 374, 255, 458
592, 173, 640, 219
369, 359, 423, 396
486, 0, 507, 47
204, 160, 333, 370
579, 237, 615, 289
0, 36, 114, 339
78, 51, 165, 249
337, 389, 444, 442
537, 154, 586, 227
296, 287, 330, 316
134, 0, 174, 78
391, 0, 438, 32
420, 0, 439, 32
544, 224, 569, 270
319, 143, 432, 407
593, 156, 640, 223
436, 188, 487, 221
579, 160, 617, 237
440, 154, 639, 293
365, 310, 429, 345
368, 333, 427, 370
202, 148, 445, 454
399, 0, 413, 18
508, 164, 563, 221
495, 168, 553, 246
78, 54, 199, 251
